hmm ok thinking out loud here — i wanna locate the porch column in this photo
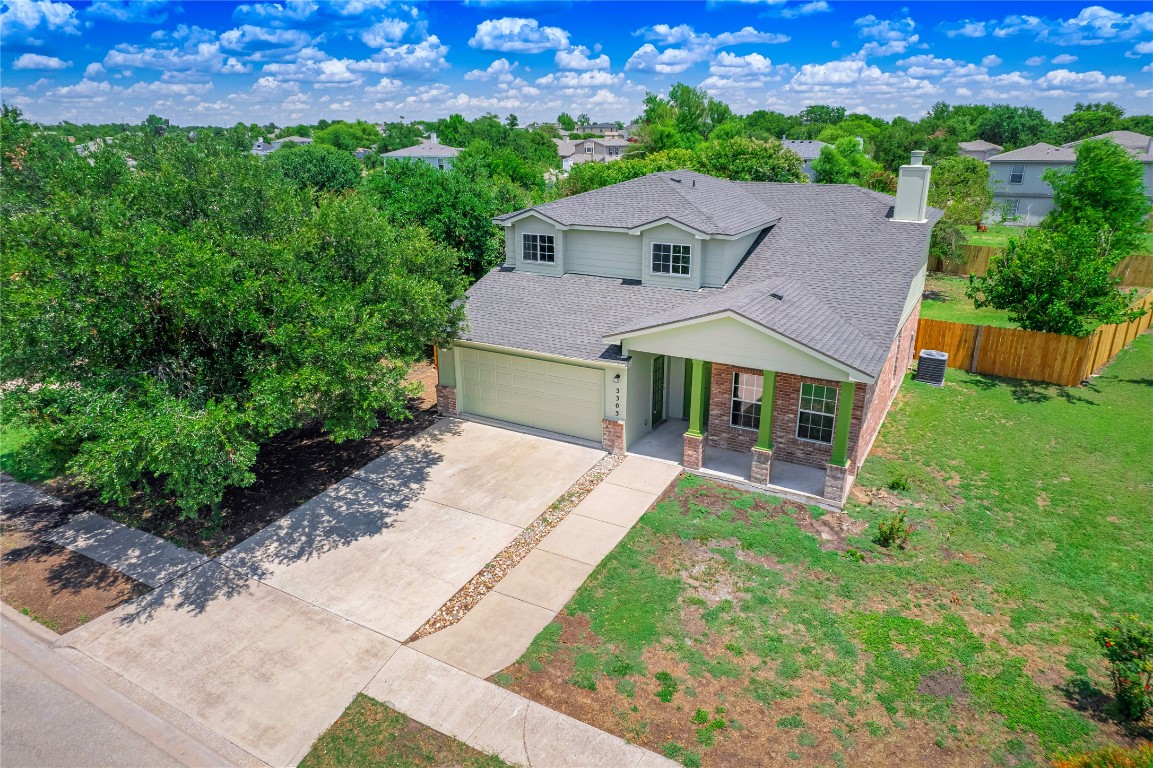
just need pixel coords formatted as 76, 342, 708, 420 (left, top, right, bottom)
750, 370, 775, 485
824, 381, 856, 503
829, 381, 856, 467
683, 358, 706, 469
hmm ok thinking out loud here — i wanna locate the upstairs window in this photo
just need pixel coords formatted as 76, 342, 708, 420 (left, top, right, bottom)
522, 233, 555, 263
1009, 164, 1024, 184
730, 373, 763, 431
651, 243, 691, 276
797, 382, 838, 444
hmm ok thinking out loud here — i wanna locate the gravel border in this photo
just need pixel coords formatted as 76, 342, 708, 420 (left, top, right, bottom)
407, 453, 625, 642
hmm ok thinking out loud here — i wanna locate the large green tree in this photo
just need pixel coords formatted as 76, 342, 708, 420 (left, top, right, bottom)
1042, 137, 1152, 260
966, 226, 1145, 336
266, 142, 362, 192
1, 131, 466, 518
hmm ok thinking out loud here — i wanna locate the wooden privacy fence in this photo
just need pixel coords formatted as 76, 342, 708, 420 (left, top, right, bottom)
913, 292, 1153, 387
931, 245, 1153, 288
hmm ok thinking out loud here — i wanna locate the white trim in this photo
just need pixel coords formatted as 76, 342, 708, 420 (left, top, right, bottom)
649, 241, 692, 278
493, 216, 775, 241
496, 210, 570, 229
603, 310, 876, 384
447, 339, 627, 371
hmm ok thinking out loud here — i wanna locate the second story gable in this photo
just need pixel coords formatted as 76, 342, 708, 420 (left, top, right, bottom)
494, 172, 779, 291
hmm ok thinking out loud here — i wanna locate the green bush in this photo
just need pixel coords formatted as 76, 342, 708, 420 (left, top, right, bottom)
875, 510, 914, 549
1096, 615, 1153, 722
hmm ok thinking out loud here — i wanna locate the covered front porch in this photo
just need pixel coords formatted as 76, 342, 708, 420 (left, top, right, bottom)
629, 418, 830, 501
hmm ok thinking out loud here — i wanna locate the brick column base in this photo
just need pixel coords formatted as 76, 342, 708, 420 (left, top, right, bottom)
750, 447, 773, 485
435, 384, 457, 416
683, 432, 705, 470
601, 419, 625, 454
823, 463, 853, 503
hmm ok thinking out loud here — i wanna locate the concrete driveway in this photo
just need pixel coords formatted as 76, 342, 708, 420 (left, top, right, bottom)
58, 419, 604, 767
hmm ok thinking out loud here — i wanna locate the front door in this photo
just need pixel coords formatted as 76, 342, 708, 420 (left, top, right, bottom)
651, 355, 666, 427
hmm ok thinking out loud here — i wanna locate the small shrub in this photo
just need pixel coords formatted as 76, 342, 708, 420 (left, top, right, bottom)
1096, 615, 1153, 722
887, 472, 912, 492
692, 708, 709, 724
875, 510, 914, 549
777, 714, 805, 729
655, 671, 680, 703
1052, 744, 1153, 768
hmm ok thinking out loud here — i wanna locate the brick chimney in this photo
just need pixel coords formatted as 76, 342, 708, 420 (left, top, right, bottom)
893, 150, 931, 223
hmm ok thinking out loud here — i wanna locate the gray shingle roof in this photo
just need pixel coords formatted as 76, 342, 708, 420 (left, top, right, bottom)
465, 177, 941, 379
987, 143, 1074, 163
496, 170, 780, 236
382, 140, 460, 158
782, 140, 828, 160
959, 140, 1002, 152
1064, 130, 1151, 152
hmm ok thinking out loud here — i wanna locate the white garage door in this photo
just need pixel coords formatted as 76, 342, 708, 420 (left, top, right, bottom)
458, 347, 604, 442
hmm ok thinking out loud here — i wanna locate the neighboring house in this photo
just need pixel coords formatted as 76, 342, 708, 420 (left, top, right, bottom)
988, 130, 1153, 226
251, 136, 314, 156
958, 140, 1002, 161
380, 134, 461, 170
434, 153, 941, 504
554, 137, 629, 171
781, 140, 828, 181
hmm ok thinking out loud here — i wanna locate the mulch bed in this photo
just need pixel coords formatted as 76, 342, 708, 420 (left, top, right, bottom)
30, 364, 441, 558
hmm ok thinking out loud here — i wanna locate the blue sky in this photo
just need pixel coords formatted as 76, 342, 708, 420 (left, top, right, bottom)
1, 0, 1151, 126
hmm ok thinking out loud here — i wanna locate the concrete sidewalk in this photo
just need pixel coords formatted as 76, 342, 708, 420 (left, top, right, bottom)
365, 646, 678, 768
47, 511, 209, 588
411, 456, 682, 678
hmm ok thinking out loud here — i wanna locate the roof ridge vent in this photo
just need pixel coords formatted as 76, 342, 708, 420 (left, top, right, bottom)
669, 176, 682, 183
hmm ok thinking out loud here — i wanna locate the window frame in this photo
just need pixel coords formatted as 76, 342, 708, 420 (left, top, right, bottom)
521, 232, 556, 264
730, 372, 764, 432
1004, 198, 1020, 217
650, 242, 692, 278
796, 382, 838, 445
1008, 164, 1024, 184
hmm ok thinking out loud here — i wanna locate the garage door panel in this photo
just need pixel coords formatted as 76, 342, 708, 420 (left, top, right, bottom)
459, 350, 604, 442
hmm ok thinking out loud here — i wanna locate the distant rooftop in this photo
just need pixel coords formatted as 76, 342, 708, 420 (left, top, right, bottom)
381, 139, 461, 158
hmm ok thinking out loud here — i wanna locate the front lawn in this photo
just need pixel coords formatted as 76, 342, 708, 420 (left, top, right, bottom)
921, 273, 1017, 328
958, 224, 1027, 249
496, 333, 1153, 767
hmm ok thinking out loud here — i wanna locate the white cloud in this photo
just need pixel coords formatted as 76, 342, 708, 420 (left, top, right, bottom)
360, 19, 410, 48
1025, 55, 1046, 66
555, 45, 609, 70
1034, 68, 1126, 90
853, 14, 920, 57
232, 1, 318, 26
86, 0, 172, 24
0, 0, 80, 39
13, 52, 71, 69
535, 70, 623, 88
945, 7, 1153, 48
104, 40, 225, 74
43, 78, 112, 101
626, 24, 788, 73
779, 1, 830, 19
981, 54, 1002, 67
83, 61, 106, 77
218, 25, 312, 61
1051, 53, 1078, 64
464, 57, 517, 81
469, 17, 570, 53
1133, 41, 1153, 54
222, 57, 252, 74
261, 48, 365, 86
367, 35, 449, 75
709, 51, 775, 76
945, 21, 987, 39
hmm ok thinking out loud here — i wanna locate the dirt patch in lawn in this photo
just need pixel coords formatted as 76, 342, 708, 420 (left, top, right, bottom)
498, 617, 992, 768
24, 364, 439, 557
2, 497, 147, 634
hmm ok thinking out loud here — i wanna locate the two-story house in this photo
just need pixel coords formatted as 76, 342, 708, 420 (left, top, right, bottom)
381, 134, 461, 170
988, 130, 1153, 226
554, 137, 630, 171
433, 153, 940, 504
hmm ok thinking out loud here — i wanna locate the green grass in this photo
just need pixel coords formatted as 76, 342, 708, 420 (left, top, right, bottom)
299, 694, 510, 768
920, 273, 1017, 328
958, 224, 1028, 249
516, 333, 1153, 763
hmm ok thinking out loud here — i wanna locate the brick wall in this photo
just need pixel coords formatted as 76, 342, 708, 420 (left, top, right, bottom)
853, 301, 920, 468
601, 419, 625, 454
435, 384, 457, 416
771, 373, 866, 470
705, 364, 762, 453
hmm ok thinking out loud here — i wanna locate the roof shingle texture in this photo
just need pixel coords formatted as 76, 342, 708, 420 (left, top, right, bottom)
496, 171, 780, 236
466, 178, 940, 379
782, 140, 828, 160
382, 141, 460, 158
